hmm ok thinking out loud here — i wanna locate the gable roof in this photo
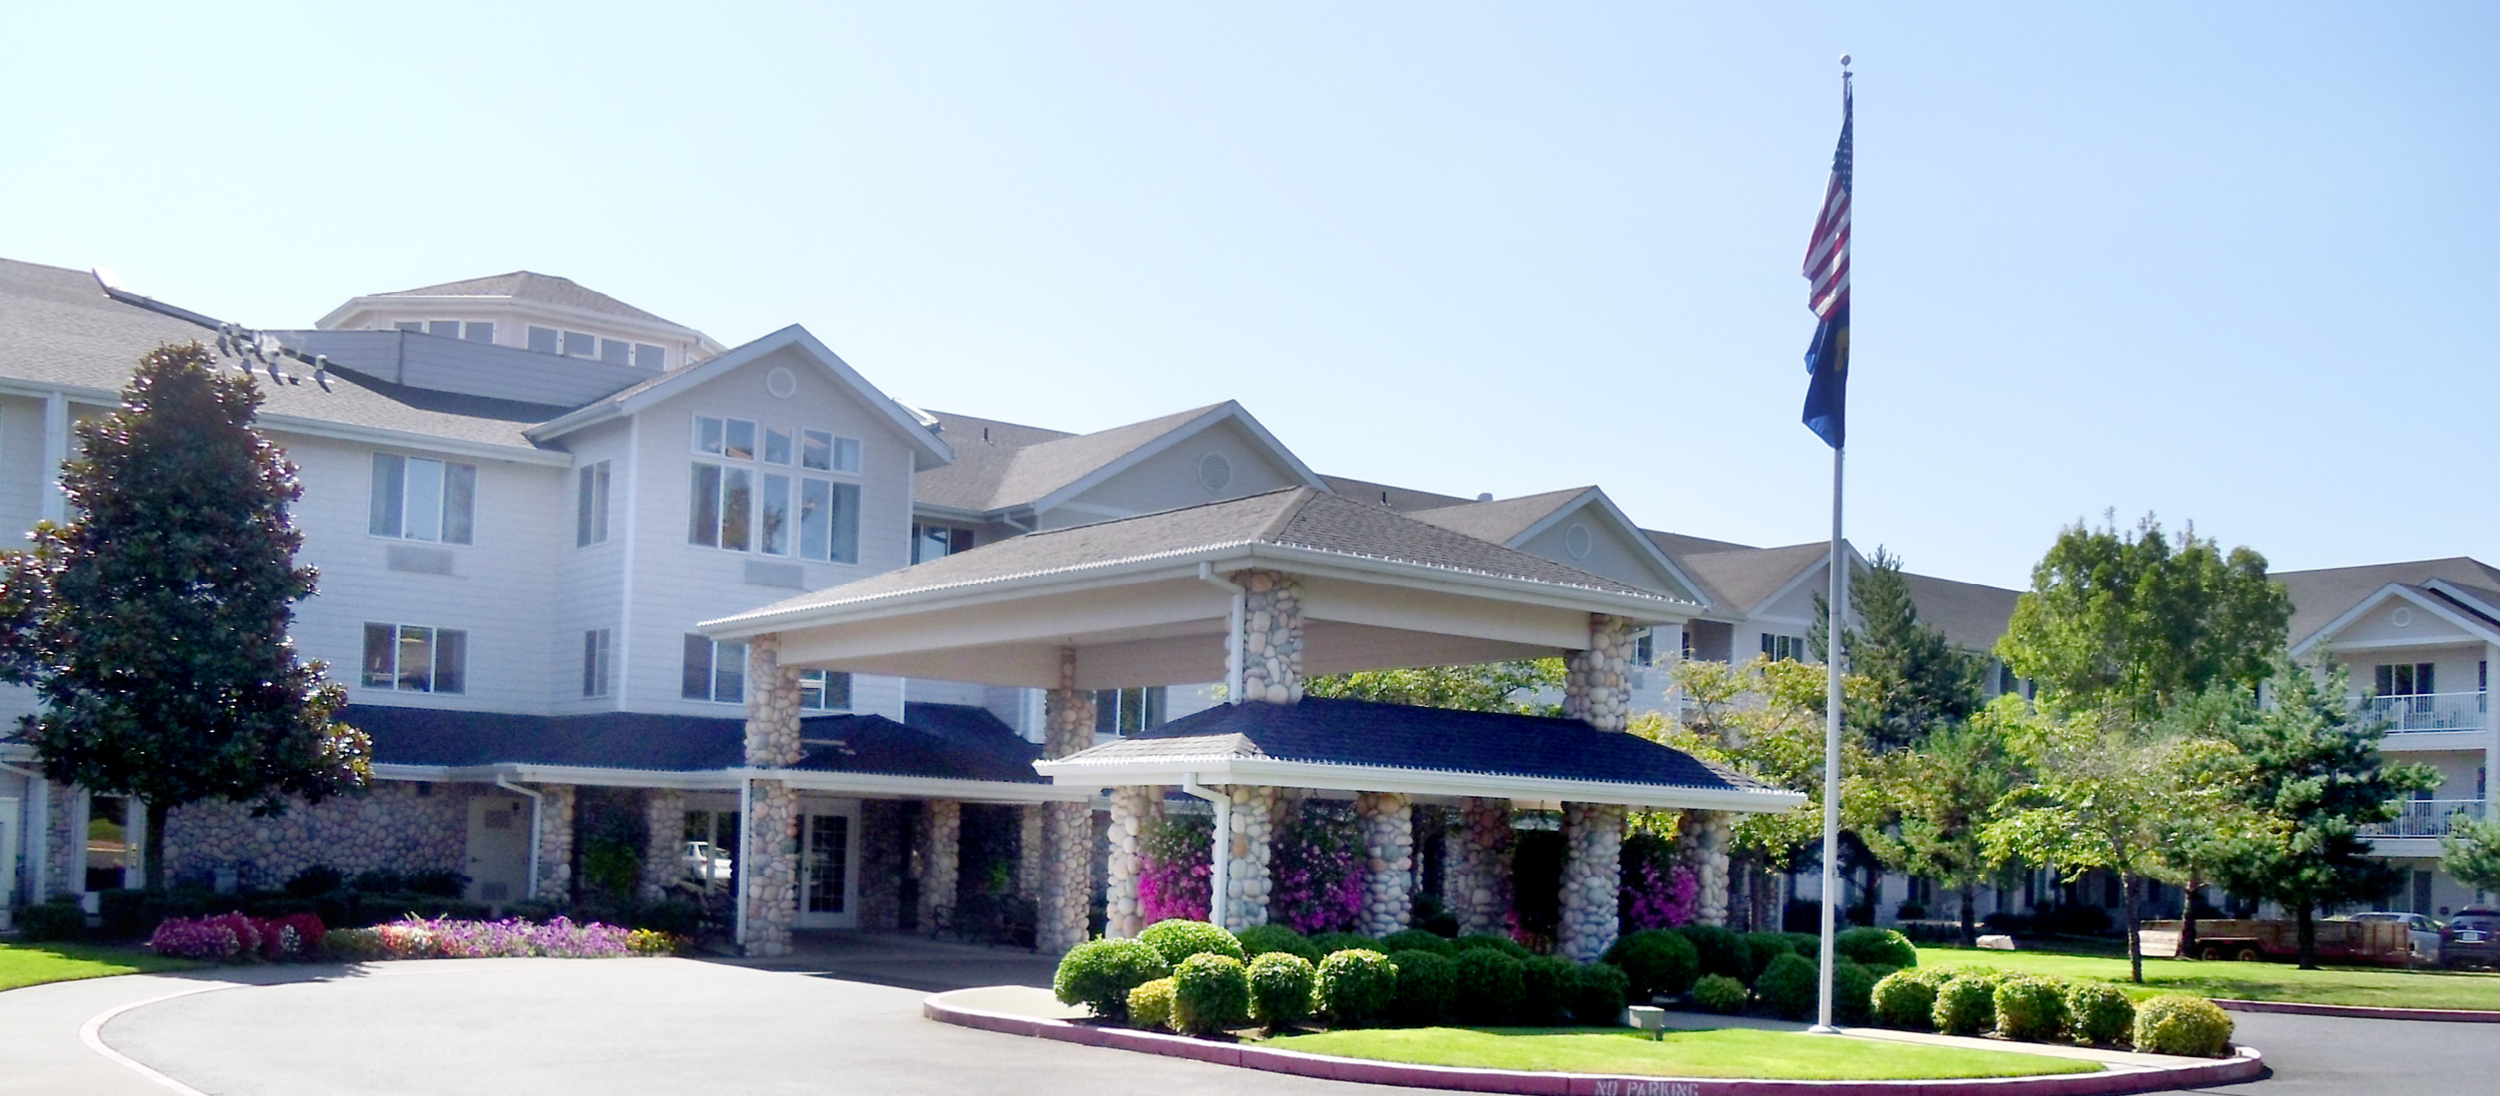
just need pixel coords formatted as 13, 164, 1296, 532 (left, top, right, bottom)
1320, 474, 1477, 513
912, 401, 1324, 516
1674, 543, 1836, 615
2274, 557, 2500, 648
361, 271, 681, 327
2287, 581, 2500, 657
1408, 487, 1591, 543
1900, 572, 2024, 652
1645, 529, 1758, 559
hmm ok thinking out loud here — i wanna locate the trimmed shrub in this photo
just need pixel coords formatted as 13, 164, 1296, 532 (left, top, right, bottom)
1565, 962, 1631, 1025
1994, 976, 2070, 1042
1314, 949, 1399, 1027
1833, 962, 1878, 1024
1836, 927, 1919, 969
1172, 953, 1252, 1035
1604, 929, 1700, 999
1450, 949, 1525, 1024
1380, 929, 1454, 957
1519, 955, 1574, 1024
1137, 919, 1245, 967
1740, 932, 1795, 982
2132, 994, 2233, 1058
1453, 933, 1532, 960
1237, 923, 1323, 963
20, 899, 86, 942
1780, 932, 1823, 963
285, 865, 346, 898
1691, 974, 1748, 1014
1933, 973, 2003, 1036
1753, 952, 1819, 1021
1389, 949, 1456, 1025
1246, 952, 1317, 1032
1128, 977, 1177, 1031
1053, 938, 1172, 1020
1871, 967, 1955, 1030
1311, 931, 1373, 956
2066, 982, 2136, 1046
1675, 924, 1748, 981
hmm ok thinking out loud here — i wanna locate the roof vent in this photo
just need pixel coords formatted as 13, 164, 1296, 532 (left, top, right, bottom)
2391, 607, 2412, 628
1198, 452, 1234, 494
765, 366, 798, 399
1477, 492, 1494, 502
1564, 523, 1594, 560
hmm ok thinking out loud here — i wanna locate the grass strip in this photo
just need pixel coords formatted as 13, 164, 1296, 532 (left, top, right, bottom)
1918, 945, 2500, 1011
0, 942, 202, 992
1262, 1026, 2101, 1080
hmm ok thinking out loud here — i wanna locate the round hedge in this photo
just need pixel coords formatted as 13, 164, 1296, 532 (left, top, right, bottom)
1740, 932, 1795, 983
1128, 977, 1177, 1031
1237, 923, 1323, 963
1933, 973, 2002, 1036
1450, 949, 1525, 1024
1053, 938, 1171, 1019
1692, 974, 1748, 1014
1676, 924, 1749, 981
1753, 952, 1819, 1021
1314, 949, 1399, 1027
1994, 976, 2069, 1042
1380, 929, 1455, 956
1604, 929, 1700, 999
1565, 962, 1631, 1025
1835, 926, 1919, 969
1780, 932, 1823, 963
1138, 919, 1246, 967
1389, 949, 1457, 1025
2065, 982, 2135, 1047
1172, 953, 1252, 1035
1246, 951, 1317, 1032
1310, 931, 1373, 956
1871, 968, 1939, 1029
1833, 962, 1878, 1025
1454, 933, 1532, 960
1519, 955, 1574, 1024
2132, 994, 2233, 1057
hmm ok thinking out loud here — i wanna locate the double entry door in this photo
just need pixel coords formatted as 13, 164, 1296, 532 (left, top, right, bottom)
795, 798, 860, 930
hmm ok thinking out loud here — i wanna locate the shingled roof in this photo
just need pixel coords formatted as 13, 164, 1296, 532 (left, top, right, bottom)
370, 271, 682, 327
2274, 557, 2500, 646
349, 702, 1044, 782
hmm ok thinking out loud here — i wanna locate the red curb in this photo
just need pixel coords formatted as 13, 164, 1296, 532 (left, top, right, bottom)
2211, 997, 2500, 1023
923, 990, 2266, 1096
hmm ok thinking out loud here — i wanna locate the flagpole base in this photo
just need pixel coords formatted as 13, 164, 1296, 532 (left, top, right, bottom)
1806, 1024, 1842, 1035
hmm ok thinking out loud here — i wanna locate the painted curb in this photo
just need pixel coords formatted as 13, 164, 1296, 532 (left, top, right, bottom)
2212, 998, 2500, 1023
924, 991, 2266, 1096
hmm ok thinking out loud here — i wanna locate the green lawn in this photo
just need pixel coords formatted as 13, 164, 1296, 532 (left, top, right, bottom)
0, 942, 202, 992
1261, 1027, 2100, 1081
1919, 945, 2500, 1011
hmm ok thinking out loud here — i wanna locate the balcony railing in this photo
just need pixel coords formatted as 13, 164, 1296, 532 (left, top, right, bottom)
2351, 691, 2489, 733
2362, 799, 2488, 839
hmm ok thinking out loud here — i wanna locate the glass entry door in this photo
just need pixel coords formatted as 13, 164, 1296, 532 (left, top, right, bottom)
796, 800, 860, 930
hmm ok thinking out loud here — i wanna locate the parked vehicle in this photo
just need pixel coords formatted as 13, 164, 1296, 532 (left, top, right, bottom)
2140, 917, 2432, 967
2348, 912, 2442, 966
682, 840, 735, 886
2443, 907, 2500, 971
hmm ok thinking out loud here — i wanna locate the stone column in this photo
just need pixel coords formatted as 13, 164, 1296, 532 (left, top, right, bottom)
1446, 797, 1514, 936
1037, 648, 1099, 952
1356, 791, 1415, 936
1223, 785, 1277, 930
1016, 804, 1045, 903
640, 789, 687, 901
1558, 801, 1626, 962
534, 784, 577, 902
1675, 809, 1734, 927
1235, 570, 1305, 704
44, 778, 76, 899
1564, 614, 1635, 732
917, 799, 963, 931
858, 801, 907, 932
742, 634, 806, 957
1106, 786, 1161, 937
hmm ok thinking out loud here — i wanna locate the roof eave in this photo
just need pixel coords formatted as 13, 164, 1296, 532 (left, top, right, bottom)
1032, 754, 1806, 813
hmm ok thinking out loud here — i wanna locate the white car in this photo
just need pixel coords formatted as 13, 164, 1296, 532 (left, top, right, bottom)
682, 840, 735, 883
2351, 911, 2442, 966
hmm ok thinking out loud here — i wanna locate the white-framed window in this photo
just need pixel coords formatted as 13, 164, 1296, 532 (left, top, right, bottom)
690, 416, 860, 563
2375, 663, 2434, 697
363, 623, 467, 694
370, 454, 476, 544
582, 628, 613, 698
394, 320, 494, 342
800, 669, 851, 711
1760, 633, 1805, 662
1095, 687, 1166, 735
682, 635, 747, 703
912, 523, 973, 564
525, 325, 663, 368
576, 461, 611, 547
1633, 630, 1655, 667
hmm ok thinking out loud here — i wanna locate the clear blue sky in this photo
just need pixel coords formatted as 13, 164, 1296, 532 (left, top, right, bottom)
4, 3, 2491, 590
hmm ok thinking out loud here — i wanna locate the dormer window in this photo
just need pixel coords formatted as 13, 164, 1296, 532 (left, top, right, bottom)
526, 325, 667, 368
394, 320, 494, 343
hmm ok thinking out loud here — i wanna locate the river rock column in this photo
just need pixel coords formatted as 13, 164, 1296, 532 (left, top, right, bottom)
1356, 792, 1415, 936
534, 784, 576, 902
1017, 804, 1045, 903
1037, 648, 1098, 952
1558, 801, 1626, 962
743, 634, 806, 957
1446, 797, 1514, 936
1223, 785, 1277, 930
44, 778, 76, 898
1236, 570, 1304, 704
1106, 785, 1162, 937
1563, 614, 1635, 732
640, 789, 687, 901
1675, 809, 1734, 926
917, 799, 963, 932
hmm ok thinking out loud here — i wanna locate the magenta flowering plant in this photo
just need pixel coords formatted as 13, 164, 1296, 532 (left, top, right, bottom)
148, 916, 244, 961
1268, 803, 1362, 935
1137, 814, 1213, 924
1618, 830, 1699, 930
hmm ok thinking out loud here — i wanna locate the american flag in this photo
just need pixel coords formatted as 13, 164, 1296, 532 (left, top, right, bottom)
1802, 86, 1852, 321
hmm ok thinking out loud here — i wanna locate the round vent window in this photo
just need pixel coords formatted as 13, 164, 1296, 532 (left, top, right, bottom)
1197, 452, 1234, 494
765, 366, 798, 399
2391, 607, 2412, 628
1564, 523, 1594, 560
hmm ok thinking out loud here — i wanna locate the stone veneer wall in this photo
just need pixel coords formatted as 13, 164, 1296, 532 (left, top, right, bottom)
1105, 785, 1161, 938
1445, 797, 1514, 936
1557, 801, 1625, 962
1016, 804, 1044, 904
1355, 791, 1415, 936
1037, 649, 1097, 952
1235, 570, 1304, 704
533, 784, 577, 901
858, 799, 908, 932
1221, 785, 1276, 930
742, 635, 806, 957
1562, 613, 1635, 732
640, 789, 687, 901
917, 799, 963, 930
44, 779, 76, 897
161, 780, 474, 893
1675, 809, 1733, 926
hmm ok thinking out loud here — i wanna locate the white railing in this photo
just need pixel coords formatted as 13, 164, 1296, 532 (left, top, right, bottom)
2352, 691, 2489, 733
2362, 799, 2488, 839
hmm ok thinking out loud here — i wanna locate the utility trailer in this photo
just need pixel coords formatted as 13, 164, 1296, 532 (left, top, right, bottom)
2138, 918, 2427, 967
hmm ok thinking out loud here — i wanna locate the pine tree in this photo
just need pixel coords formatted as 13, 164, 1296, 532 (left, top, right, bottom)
1811, 548, 1983, 752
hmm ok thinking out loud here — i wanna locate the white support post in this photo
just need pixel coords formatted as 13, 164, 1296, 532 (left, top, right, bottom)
1812, 443, 1846, 1034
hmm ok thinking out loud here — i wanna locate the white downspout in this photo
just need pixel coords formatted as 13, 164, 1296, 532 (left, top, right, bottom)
734, 773, 754, 948
0, 763, 45, 902
1197, 563, 1245, 704
495, 778, 543, 901
1180, 775, 1230, 928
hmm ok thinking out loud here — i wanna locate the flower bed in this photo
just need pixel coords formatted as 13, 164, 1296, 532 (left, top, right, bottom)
323, 916, 682, 960
148, 912, 326, 961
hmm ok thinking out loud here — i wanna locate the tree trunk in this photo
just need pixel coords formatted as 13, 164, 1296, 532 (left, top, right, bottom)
2124, 872, 2144, 984
2180, 871, 2201, 955
143, 799, 170, 892
1959, 879, 1978, 946
2296, 900, 2319, 970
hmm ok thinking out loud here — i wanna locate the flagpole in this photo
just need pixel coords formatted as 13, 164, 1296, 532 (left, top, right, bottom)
1809, 53, 1852, 1037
